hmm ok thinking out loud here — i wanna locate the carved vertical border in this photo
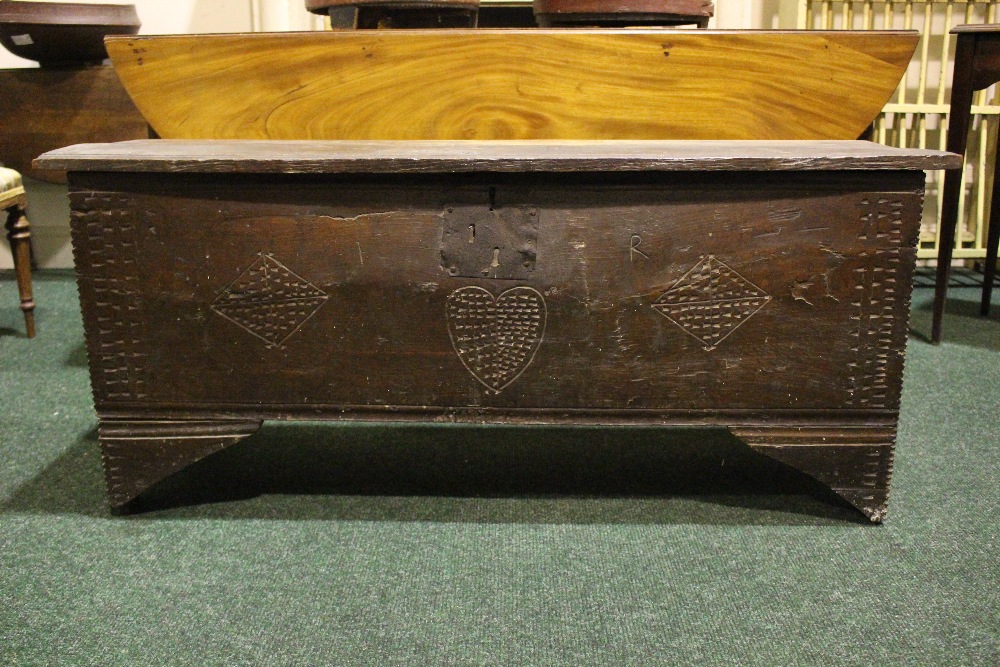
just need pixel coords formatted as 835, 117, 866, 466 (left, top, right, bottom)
847, 195, 917, 411
69, 191, 148, 404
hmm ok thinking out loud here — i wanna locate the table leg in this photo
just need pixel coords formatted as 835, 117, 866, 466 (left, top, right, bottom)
933, 36, 977, 344
981, 144, 1000, 315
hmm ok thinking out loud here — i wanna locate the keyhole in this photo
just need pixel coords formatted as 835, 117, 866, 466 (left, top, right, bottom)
469, 224, 475, 243
490, 247, 500, 269
488, 186, 496, 211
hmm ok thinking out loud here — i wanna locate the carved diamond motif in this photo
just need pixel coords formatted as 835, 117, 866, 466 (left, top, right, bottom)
212, 253, 328, 348
652, 255, 770, 351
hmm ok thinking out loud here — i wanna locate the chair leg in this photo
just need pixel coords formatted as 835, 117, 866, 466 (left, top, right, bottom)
5, 199, 36, 338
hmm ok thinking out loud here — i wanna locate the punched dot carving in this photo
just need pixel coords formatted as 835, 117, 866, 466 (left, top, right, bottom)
446, 286, 547, 392
652, 255, 771, 351
211, 253, 328, 348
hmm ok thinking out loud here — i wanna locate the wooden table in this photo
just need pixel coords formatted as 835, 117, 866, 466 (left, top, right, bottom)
932, 24, 1000, 342
36, 139, 958, 521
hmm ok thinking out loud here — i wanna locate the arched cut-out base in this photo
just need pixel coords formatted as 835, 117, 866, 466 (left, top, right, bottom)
734, 425, 895, 523
99, 419, 263, 510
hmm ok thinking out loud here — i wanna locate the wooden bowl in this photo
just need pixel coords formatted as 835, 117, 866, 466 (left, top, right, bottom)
0, 2, 140, 67
533, 0, 714, 27
305, 0, 479, 13
305, 0, 480, 28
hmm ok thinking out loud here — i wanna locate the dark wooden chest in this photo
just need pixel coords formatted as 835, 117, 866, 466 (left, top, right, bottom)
36, 140, 959, 520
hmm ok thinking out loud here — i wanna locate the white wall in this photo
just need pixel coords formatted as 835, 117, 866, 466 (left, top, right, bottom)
713, 0, 797, 29
1, 0, 786, 270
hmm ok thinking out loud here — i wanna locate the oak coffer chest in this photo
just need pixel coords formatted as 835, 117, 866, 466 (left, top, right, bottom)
35, 140, 959, 520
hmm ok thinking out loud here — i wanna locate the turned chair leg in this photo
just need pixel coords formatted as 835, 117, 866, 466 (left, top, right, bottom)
5, 198, 36, 338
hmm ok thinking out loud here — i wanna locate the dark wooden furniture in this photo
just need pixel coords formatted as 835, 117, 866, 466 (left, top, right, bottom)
0, 65, 149, 184
533, 0, 713, 28
1, 167, 35, 338
0, 2, 139, 67
306, 0, 480, 29
36, 139, 959, 520
932, 24, 1000, 342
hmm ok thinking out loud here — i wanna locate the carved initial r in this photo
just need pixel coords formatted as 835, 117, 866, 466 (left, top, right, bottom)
630, 234, 649, 261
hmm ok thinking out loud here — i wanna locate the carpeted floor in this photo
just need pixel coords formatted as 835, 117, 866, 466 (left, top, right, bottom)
1, 271, 997, 666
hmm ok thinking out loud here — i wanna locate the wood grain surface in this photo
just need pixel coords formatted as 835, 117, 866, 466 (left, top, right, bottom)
950, 22, 1000, 33
0, 66, 148, 184
36, 139, 960, 173
98, 419, 262, 509
105, 30, 918, 141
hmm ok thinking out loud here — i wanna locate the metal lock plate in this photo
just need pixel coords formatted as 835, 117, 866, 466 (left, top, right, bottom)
440, 192, 538, 281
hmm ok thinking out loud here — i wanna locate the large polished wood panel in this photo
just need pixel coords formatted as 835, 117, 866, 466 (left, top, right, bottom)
105, 30, 918, 141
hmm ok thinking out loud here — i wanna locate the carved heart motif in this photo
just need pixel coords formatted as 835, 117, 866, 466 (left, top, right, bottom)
446, 286, 547, 392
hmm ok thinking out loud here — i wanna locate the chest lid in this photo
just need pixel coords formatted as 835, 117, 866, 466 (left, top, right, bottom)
35, 139, 960, 174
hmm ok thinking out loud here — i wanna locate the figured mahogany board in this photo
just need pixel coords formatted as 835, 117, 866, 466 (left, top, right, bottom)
104, 30, 917, 142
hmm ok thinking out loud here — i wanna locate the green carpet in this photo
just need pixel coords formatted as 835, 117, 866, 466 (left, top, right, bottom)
1, 271, 997, 666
